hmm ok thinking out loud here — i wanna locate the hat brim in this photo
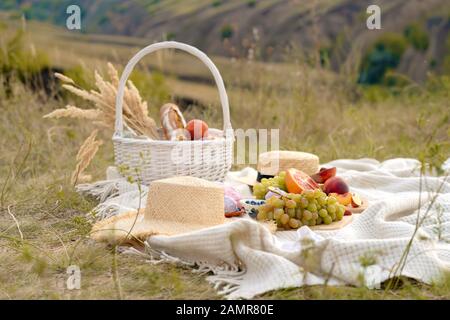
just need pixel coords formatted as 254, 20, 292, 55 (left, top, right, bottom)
229, 169, 279, 187
231, 176, 257, 186
228, 169, 259, 186
90, 209, 227, 244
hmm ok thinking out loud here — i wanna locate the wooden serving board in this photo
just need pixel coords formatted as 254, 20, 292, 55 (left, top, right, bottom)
275, 215, 353, 232
310, 214, 353, 231
249, 197, 367, 232
346, 197, 369, 214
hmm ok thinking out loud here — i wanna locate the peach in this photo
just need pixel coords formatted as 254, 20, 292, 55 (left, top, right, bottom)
323, 177, 349, 195
337, 192, 352, 206
351, 193, 362, 208
329, 192, 352, 206
186, 119, 208, 140
311, 167, 336, 183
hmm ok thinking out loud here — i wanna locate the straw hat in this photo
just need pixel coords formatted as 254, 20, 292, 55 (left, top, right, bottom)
91, 176, 225, 244
232, 151, 320, 186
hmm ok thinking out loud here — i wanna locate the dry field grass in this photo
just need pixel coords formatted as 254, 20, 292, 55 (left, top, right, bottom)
0, 17, 449, 299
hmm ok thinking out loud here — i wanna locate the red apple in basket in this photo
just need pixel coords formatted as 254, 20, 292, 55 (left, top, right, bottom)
186, 119, 208, 140
323, 177, 349, 195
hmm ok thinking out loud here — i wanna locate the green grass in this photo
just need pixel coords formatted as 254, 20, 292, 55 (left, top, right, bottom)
0, 16, 449, 300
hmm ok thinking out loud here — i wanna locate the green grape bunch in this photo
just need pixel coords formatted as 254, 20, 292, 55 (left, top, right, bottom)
253, 171, 287, 199
256, 189, 346, 230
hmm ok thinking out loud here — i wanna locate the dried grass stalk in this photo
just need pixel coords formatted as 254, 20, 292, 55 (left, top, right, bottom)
107, 62, 120, 87
45, 63, 162, 185
71, 130, 103, 185
54, 72, 75, 85
62, 84, 96, 102
77, 174, 93, 184
44, 105, 101, 120
44, 63, 159, 139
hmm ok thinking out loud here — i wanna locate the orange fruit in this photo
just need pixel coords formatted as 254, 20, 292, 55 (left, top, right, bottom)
285, 168, 318, 194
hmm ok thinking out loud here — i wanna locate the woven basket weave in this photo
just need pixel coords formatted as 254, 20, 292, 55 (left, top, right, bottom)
113, 41, 234, 185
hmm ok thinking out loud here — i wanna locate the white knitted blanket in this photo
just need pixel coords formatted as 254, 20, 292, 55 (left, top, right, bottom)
77, 158, 450, 299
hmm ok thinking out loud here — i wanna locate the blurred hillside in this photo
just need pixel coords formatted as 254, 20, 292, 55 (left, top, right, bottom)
0, 1, 449, 302
1, 0, 450, 84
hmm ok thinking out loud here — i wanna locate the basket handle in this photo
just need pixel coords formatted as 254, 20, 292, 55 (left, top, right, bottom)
114, 41, 232, 136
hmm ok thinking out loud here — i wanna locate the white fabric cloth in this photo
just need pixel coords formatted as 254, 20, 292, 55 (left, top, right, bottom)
77, 158, 450, 299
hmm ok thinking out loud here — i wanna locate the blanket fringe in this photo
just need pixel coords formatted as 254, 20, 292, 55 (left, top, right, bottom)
120, 241, 245, 299
90, 203, 122, 221
76, 179, 122, 202
76, 179, 148, 221
207, 273, 245, 296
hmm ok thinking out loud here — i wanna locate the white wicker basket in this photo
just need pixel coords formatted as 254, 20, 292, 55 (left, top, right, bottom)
113, 41, 233, 185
